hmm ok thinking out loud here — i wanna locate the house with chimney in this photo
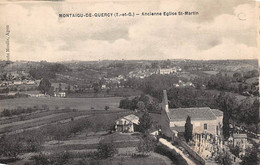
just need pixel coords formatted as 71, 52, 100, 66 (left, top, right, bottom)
160, 90, 223, 140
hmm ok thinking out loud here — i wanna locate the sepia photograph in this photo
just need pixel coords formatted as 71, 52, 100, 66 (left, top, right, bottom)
0, 0, 259, 165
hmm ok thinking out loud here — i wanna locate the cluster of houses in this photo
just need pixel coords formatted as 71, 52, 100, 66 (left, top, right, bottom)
127, 67, 182, 79
0, 70, 30, 81
102, 75, 126, 88
158, 67, 182, 75
0, 70, 41, 94
173, 80, 195, 88
0, 78, 72, 98
0, 79, 41, 95
0, 80, 40, 87
128, 69, 157, 79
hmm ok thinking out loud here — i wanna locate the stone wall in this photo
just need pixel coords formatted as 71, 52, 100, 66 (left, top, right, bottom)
175, 137, 206, 165
170, 119, 218, 135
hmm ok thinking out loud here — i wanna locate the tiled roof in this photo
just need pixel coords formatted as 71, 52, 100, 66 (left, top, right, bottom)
233, 134, 247, 139
123, 114, 139, 125
211, 109, 223, 117
171, 126, 185, 133
168, 107, 222, 121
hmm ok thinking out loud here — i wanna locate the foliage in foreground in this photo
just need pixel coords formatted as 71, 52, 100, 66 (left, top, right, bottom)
240, 144, 260, 165
214, 151, 232, 165
154, 143, 188, 165
97, 141, 118, 159
136, 134, 157, 155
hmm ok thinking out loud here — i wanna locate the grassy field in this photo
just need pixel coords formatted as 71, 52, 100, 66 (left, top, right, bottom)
202, 71, 218, 75
75, 156, 168, 165
67, 88, 143, 98
0, 97, 123, 112
0, 110, 131, 135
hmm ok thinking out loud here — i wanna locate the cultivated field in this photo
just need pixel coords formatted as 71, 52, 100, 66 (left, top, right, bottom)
0, 97, 123, 112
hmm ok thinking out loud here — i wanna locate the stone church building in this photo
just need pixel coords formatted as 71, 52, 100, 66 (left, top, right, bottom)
160, 90, 223, 139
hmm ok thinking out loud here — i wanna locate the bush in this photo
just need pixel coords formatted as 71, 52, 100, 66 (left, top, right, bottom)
0, 134, 24, 160
228, 145, 241, 157
22, 131, 44, 152
69, 121, 85, 135
136, 135, 156, 155
32, 151, 70, 165
53, 125, 71, 142
97, 139, 118, 159
139, 112, 153, 133
41, 105, 49, 110
1, 106, 44, 117
215, 151, 232, 165
31, 153, 50, 165
105, 106, 109, 111
2, 109, 11, 117
240, 144, 260, 165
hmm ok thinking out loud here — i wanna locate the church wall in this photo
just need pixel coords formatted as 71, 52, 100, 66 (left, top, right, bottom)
170, 119, 219, 135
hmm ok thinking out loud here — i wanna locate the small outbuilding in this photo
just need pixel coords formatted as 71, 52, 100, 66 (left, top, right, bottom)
233, 134, 248, 150
115, 114, 139, 133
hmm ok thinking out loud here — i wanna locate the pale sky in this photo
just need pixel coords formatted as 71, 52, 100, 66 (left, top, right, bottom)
0, 0, 258, 62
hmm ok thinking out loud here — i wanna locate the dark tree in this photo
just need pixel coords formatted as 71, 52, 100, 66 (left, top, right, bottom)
136, 135, 156, 155
58, 83, 62, 92
240, 144, 260, 165
119, 97, 138, 110
38, 78, 51, 94
32, 153, 50, 165
233, 72, 243, 82
184, 116, 193, 142
215, 151, 232, 165
0, 134, 24, 160
97, 141, 117, 159
238, 99, 259, 126
93, 82, 100, 93
139, 112, 153, 133
229, 145, 241, 158
216, 92, 238, 139
105, 106, 109, 111
67, 85, 71, 93
137, 101, 146, 111
223, 109, 230, 139
151, 62, 159, 69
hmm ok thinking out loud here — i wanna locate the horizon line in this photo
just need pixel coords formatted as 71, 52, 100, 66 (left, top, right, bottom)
0, 58, 259, 63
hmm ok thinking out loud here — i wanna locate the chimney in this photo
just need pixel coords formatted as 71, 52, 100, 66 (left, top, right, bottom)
162, 90, 169, 113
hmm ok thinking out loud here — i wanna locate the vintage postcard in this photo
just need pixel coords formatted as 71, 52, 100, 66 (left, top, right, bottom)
0, 0, 259, 165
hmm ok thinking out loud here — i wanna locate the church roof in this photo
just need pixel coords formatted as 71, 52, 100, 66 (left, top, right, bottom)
211, 109, 223, 117
171, 126, 185, 133
168, 107, 223, 121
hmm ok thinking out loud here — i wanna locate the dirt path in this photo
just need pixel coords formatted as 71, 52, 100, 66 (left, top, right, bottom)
159, 138, 197, 165
0, 113, 62, 129
0, 114, 90, 135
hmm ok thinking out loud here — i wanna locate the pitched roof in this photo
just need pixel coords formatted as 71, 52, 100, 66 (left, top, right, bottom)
233, 134, 247, 139
123, 114, 139, 125
211, 109, 223, 117
171, 126, 185, 133
168, 107, 222, 121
